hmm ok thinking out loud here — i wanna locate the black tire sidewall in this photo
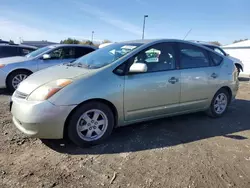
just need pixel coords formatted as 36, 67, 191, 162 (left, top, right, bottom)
236, 67, 240, 76
209, 89, 229, 117
67, 102, 114, 147
7, 71, 30, 92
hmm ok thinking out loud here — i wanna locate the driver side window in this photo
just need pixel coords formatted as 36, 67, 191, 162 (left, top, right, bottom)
131, 43, 176, 73
48, 47, 75, 60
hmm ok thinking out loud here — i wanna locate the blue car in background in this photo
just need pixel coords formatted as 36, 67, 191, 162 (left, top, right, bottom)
0, 44, 97, 91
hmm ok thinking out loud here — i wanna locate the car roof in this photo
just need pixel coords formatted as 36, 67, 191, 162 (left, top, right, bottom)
120, 39, 214, 45
115, 39, 225, 58
118, 39, 217, 50
0, 43, 37, 49
188, 40, 220, 48
49, 44, 98, 49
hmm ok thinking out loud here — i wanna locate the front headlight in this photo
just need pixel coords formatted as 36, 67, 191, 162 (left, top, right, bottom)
0, 64, 5, 68
27, 79, 72, 101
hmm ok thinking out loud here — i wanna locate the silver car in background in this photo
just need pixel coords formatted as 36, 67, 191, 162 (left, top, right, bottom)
0, 44, 97, 91
11, 39, 239, 147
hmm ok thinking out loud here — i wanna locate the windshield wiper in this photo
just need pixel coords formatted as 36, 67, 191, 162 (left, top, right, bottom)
64, 62, 74, 66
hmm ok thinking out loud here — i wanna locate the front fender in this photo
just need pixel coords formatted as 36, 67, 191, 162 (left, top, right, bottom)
3, 60, 38, 75
48, 71, 125, 125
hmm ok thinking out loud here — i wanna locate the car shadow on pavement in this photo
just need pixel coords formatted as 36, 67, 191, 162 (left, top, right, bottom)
0, 88, 11, 95
42, 99, 250, 155
239, 77, 250, 82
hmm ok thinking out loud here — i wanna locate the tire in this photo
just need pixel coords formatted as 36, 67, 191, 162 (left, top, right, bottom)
6, 70, 31, 92
235, 64, 242, 76
236, 67, 241, 76
206, 89, 230, 118
67, 102, 115, 147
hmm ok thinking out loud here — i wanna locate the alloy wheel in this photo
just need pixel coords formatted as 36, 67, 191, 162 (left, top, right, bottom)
12, 74, 28, 89
214, 93, 228, 114
76, 109, 108, 141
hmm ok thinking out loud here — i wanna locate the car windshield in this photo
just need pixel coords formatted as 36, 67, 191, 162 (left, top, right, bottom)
25, 46, 54, 58
70, 43, 142, 69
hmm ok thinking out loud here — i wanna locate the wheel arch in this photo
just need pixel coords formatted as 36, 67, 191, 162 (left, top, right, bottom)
217, 86, 232, 103
235, 63, 243, 71
6, 68, 33, 85
63, 98, 118, 138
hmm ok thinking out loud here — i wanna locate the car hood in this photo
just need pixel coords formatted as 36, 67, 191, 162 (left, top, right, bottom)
0, 56, 30, 65
17, 64, 94, 94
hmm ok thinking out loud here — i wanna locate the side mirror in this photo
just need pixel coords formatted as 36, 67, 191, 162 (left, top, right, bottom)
42, 54, 51, 60
129, 63, 147, 73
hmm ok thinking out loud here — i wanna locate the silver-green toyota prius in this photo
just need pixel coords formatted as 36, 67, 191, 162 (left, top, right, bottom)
11, 39, 239, 147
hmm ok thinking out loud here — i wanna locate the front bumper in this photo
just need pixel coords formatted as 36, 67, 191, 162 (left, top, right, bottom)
11, 97, 76, 139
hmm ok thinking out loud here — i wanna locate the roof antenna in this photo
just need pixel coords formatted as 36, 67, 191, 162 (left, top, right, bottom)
183, 29, 192, 40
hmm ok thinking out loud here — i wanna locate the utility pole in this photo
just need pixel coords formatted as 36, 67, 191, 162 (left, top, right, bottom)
142, 15, 148, 40
91, 31, 94, 43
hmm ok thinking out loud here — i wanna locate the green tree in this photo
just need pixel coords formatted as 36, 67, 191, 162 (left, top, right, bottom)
209, 41, 221, 46
81, 40, 94, 46
233, 39, 248, 44
60, 38, 80, 44
102, 39, 112, 44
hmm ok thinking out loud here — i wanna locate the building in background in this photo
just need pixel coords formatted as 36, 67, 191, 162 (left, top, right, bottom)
223, 40, 250, 76
21, 40, 58, 48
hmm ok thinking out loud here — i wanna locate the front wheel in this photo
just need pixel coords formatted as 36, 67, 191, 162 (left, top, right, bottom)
6, 70, 31, 92
206, 89, 229, 118
67, 102, 115, 147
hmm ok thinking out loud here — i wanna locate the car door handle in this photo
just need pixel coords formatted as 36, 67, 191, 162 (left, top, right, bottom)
211, 73, 218, 78
168, 77, 179, 84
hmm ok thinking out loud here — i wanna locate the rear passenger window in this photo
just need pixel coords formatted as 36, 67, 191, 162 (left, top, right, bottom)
75, 47, 95, 58
1, 47, 19, 57
210, 52, 223, 66
179, 43, 210, 69
0, 47, 2, 57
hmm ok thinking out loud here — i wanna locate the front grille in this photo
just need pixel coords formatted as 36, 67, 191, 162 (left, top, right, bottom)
14, 91, 28, 99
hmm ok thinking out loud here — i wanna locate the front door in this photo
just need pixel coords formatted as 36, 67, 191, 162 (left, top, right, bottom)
38, 47, 76, 70
124, 42, 181, 121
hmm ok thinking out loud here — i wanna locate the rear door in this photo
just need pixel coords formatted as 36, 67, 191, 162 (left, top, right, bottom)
124, 42, 181, 121
38, 47, 76, 70
178, 43, 220, 111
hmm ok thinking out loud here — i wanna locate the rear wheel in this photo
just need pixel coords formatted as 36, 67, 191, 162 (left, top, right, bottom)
6, 70, 31, 92
206, 89, 229, 118
67, 102, 114, 147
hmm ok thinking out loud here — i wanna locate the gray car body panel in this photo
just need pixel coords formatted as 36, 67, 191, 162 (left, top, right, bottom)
0, 44, 97, 88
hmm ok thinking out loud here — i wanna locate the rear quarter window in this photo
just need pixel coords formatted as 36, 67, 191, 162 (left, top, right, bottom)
209, 52, 223, 66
